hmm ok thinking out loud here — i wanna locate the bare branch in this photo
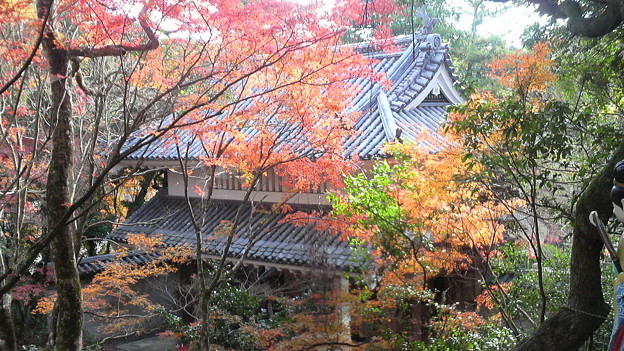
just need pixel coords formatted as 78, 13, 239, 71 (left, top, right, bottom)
0, 0, 52, 95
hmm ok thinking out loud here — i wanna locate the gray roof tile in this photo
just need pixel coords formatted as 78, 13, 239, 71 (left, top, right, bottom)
108, 191, 361, 271
123, 33, 458, 162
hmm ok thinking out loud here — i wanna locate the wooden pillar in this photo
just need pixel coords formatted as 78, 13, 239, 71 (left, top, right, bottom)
335, 275, 351, 347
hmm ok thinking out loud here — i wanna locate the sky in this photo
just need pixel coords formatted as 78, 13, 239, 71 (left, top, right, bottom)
294, 0, 551, 48
455, 1, 550, 47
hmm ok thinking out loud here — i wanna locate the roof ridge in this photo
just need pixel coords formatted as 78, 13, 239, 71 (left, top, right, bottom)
343, 33, 432, 56
387, 35, 449, 112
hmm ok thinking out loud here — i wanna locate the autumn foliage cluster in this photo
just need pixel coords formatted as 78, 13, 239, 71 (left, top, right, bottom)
487, 42, 556, 97
326, 131, 511, 347
0, 0, 571, 347
332, 134, 507, 286
317, 43, 561, 347
448, 42, 565, 177
446, 42, 584, 339
0, 0, 402, 348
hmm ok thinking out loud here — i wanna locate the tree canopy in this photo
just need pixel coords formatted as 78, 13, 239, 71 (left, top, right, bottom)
0, 0, 395, 349
4, 0, 624, 350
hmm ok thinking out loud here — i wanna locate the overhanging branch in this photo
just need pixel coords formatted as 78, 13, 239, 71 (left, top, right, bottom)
496, 0, 624, 38
560, 0, 623, 37
68, 12, 159, 58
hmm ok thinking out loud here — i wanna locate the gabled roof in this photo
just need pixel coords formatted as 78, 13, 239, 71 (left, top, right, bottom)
344, 34, 462, 158
121, 33, 462, 162
106, 191, 360, 271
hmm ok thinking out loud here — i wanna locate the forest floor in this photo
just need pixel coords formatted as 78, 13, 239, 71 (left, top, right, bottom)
117, 335, 177, 350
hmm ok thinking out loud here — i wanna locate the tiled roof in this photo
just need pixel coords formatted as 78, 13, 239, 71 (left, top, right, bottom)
77, 251, 159, 275
106, 191, 361, 271
344, 34, 456, 158
344, 105, 447, 158
347, 34, 456, 110
123, 33, 458, 161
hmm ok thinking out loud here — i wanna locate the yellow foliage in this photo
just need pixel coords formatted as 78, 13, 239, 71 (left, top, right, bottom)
32, 295, 56, 314
488, 42, 556, 96
34, 233, 190, 336
328, 130, 512, 301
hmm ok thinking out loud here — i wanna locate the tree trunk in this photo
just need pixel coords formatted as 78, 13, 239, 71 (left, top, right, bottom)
41, 25, 83, 351
512, 143, 624, 350
125, 171, 157, 218
0, 293, 17, 351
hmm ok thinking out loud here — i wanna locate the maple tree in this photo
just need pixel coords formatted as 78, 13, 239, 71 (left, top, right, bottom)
448, 42, 567, 326
464, 0, 624, 347
0, 57, 50, 351
0, 0, 399, 349
34, 233, 191, 338
168, 42, 376, 347
447, 40, 620, 350
487, 42, 556, 99
327, 133, 511, 348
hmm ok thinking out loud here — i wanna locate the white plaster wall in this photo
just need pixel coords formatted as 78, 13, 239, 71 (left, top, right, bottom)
167, 170, 330, 205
